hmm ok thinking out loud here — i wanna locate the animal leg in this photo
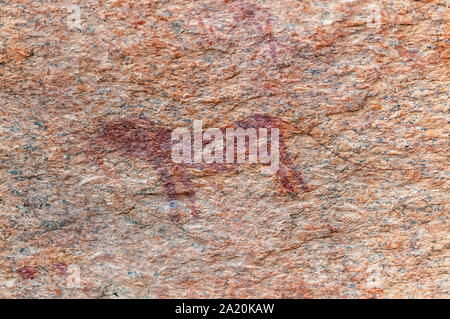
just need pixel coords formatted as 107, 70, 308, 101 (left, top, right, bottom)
171, 165, 200, 219
156, 166, 180, 223
278, 139, 311, 193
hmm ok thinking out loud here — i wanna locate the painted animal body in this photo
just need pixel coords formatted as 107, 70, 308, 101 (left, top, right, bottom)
88, 114, 311, 222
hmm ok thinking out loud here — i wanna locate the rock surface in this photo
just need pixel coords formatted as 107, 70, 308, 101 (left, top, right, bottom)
0, 0, 448, 298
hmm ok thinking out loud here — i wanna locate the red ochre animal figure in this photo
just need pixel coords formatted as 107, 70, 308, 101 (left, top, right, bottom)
87, 114, 311, 222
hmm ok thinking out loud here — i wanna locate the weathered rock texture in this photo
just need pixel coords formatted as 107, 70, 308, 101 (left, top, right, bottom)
0, 0, 448, 298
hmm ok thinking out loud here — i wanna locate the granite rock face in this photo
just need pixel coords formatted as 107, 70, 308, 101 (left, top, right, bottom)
0, 0, 448, 298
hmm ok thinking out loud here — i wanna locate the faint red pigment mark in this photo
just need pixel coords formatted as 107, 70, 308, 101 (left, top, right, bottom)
86, 115, 311, 223
233, 1, 294, 64
17, 266, 37, 280
51, 262, 68, 276
197, 0, 295, 65
198, 16, 217, 43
